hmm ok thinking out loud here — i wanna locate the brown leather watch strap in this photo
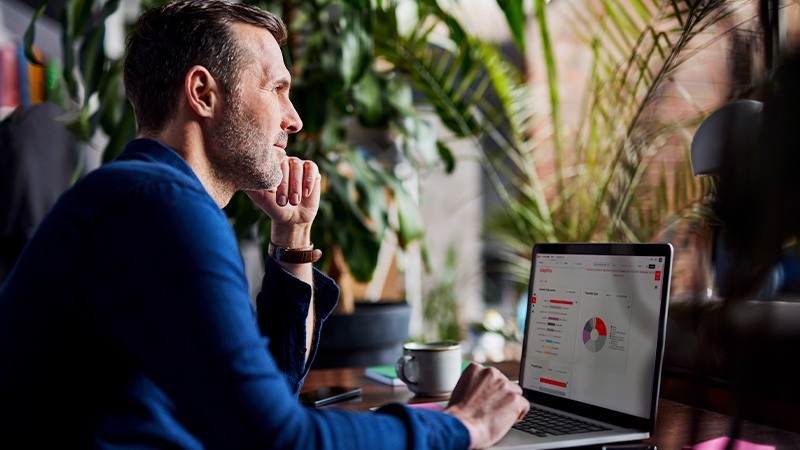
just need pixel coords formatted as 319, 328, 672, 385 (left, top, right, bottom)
268, 242, 322, 264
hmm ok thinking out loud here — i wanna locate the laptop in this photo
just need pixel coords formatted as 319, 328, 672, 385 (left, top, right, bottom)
491, 242, 673, 449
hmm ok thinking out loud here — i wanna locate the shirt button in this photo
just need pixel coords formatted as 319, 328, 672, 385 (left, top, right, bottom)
299, 347, 307, 354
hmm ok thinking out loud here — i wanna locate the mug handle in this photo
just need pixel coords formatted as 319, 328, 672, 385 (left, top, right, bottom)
395, 355, 418, 385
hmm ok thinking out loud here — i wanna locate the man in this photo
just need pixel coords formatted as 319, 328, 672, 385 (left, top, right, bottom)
0, 1, 528, 448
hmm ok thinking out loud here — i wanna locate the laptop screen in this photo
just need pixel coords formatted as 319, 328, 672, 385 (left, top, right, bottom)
519, 243, 672, 420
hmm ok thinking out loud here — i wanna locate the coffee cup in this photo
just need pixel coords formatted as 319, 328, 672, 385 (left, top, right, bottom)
395, 341, 461, 396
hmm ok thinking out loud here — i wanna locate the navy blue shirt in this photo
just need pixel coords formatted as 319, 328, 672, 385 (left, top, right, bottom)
0, 138, 470, 449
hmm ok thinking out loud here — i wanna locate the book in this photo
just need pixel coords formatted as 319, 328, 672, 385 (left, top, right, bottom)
0, 44, 20, 110
27, 47, 45, 104
364, 364, 405, 386
15, 42, 30, 108
365, 361, 475, 386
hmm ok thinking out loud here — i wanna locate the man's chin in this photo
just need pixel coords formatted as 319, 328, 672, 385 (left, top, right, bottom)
243, 176, 281, 192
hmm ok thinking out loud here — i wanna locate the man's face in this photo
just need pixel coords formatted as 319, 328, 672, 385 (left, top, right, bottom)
208, 24, 302, 192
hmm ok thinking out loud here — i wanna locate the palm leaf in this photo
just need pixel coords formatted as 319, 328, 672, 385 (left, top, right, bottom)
482, 0, 774, 290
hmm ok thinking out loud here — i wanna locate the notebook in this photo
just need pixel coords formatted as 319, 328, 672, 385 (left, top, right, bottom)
491, 242, 673, 449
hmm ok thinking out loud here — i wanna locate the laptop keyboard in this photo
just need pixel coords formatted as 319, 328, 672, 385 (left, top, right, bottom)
512, 406, 612, 437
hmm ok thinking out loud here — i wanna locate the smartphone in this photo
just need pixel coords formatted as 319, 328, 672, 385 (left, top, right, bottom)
299, 386, 362, 408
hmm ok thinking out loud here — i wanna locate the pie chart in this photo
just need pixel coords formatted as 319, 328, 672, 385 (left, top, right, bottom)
582, 317, 607, 352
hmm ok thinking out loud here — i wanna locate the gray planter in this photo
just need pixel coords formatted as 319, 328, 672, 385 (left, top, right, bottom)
313, 301, 411, 369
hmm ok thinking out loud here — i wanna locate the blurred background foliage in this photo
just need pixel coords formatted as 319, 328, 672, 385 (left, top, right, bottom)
24, 0, 788, 325
482, 0, 777, 298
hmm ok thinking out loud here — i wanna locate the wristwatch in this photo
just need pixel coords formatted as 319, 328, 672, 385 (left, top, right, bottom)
268, 242, 322, 264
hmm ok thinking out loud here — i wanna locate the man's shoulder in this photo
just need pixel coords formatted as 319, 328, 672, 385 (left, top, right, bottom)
80, 138, 202, 194
52, 153, 219, 229
78, 155, 206, 203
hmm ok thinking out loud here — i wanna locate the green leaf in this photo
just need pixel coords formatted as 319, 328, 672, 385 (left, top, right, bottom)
69, 0, 94, 37
398, 114, 437, 166
496, 0, 527, 53
319, 110, 346, 152
79, 23, 106, 105
98, 0, 123, 24
392, 184, 424, 248
22, 0, 47, 65
44, 58, 68, 107
338, 6, 372, 88
66, 105, 92, 141
97, 61, 124, 132
60, 0, 82, 101
352, 70, 391, 127
341, 221, 382, 281
436, 141, 456, 174
322, 162, 385, 281
101, 102, 136, 163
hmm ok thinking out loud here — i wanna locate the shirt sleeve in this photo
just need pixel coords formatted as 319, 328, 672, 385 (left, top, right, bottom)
82, 180, 470, 450
256, 256, 339, 395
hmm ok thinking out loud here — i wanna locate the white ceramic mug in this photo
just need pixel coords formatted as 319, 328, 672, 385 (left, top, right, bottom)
395, 341, 461, 396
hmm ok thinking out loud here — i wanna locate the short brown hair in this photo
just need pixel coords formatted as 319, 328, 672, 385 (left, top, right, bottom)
123, 0, 287, 133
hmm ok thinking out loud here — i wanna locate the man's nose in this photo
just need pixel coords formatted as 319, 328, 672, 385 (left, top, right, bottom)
283, 101, 303, 134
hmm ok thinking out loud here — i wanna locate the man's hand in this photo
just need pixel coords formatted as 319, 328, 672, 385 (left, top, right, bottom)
246, 156, 321, 248
444, 363, 530, 449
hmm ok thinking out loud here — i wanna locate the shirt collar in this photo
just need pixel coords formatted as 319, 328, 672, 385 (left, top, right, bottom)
116, 138, 200, 184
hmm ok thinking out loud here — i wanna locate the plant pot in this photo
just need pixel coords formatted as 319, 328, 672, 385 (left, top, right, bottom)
313, 301, 411, 369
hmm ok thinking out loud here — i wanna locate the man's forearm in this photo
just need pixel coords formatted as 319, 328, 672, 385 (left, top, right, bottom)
270, 223, 315, 365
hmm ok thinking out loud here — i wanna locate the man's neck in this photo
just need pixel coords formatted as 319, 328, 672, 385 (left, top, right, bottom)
139, 130, 234, 208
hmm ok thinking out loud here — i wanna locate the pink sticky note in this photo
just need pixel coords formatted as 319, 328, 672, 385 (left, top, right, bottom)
407, 402, 446, 412
684, 436, 775, 450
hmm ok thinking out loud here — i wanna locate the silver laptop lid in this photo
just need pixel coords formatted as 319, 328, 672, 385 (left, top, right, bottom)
519, 243, 673, 433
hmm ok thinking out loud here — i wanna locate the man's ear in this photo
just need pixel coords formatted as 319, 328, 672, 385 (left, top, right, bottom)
184, 65, 219, 118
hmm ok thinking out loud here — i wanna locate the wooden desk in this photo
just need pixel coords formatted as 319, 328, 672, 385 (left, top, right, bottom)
302, 362, 800, 449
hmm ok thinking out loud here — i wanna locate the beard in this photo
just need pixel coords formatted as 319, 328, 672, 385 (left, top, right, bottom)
208, 95, 285, 192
